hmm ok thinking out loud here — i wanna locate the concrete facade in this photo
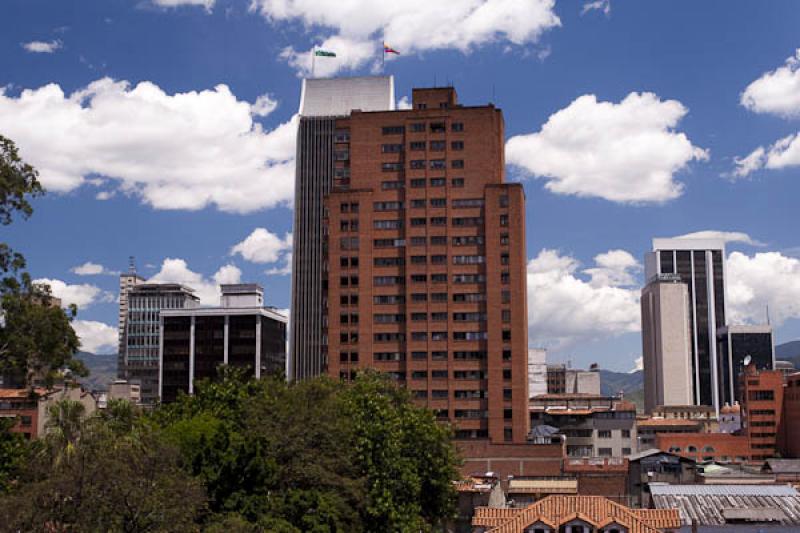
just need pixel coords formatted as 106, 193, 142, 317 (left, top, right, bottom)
528, 348, 547, 399
641, 277, 694, 413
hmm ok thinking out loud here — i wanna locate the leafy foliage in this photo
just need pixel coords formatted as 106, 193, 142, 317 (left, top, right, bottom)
0, 134, 43, 227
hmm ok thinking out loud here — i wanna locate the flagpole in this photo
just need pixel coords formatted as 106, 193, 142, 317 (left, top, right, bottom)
381, 42, 385, 73
311, 46, 316, 78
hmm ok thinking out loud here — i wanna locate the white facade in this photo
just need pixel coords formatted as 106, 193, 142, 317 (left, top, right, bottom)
299, 76, 395, 117
528, 348, 548, 399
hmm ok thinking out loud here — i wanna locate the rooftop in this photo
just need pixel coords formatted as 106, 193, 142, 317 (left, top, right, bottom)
764, 459, 800, 474
649, 484, 800, 525
299, 76, 394, 117
473, 496, 681, 533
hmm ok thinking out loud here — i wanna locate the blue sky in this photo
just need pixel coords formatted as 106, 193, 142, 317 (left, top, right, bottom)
2, 0, 800, 371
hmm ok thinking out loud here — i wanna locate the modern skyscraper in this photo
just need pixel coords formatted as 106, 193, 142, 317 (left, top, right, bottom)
322, 84, 530, 444
643, 238, 727, 413
641, 276, 694, 413
717, 324, 774, 406
159, 284, 287, 403
117, 268, 145, 378
289, 76, 396, 381
123, 283, 199, 404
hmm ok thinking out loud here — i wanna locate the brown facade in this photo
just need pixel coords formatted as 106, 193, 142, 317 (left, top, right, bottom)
739, 364, 783, 460
324, 87, 530, 444
655, 432, 752, 462
782, 373, 800, 458
458, 441, 565, 479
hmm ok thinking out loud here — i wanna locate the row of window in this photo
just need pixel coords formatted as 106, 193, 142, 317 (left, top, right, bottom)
377, 369, 506, 380
369, 330, 511, 342
372, 235, 498, 248
399, 159, 464, 171
368, 312, 489, 323
373, 215, 508, 227
363, 350, 489, 361
371, 274, 512, 286
373, 255, 490, 266
382, 140, 464, 152
382, 122, 464, 135
382, 177, 466, 189
373, 198, 485, 211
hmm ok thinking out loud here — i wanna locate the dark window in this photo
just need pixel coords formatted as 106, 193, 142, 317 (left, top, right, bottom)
382, 162, 403, 171
381, 180, 404, 190
452, 122, 464, 132
382, 126, 404, 135
451, 160, 464, 169
410, 123, 425, 132
410, 178, 426, 188
451, 141, 464, 150
429, 159, 446, 170
410, 159, 426, 169
430, 140, 446, 151
430, 122, 446, 133
409, 141, 425, 151
451, 178, 465, 187
430, 198, 447, 207
381, 143, 404, 153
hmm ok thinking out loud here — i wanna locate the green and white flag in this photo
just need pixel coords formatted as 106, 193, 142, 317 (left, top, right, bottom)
314, 49, 336, 57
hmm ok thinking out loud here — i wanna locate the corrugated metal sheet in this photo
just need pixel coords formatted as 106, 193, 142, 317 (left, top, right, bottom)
650, 484, 797, 496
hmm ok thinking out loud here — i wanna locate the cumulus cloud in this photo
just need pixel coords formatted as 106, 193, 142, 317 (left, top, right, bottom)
630, 356, 643, 373
672, 230, 765, 247
253, 0, 561, 75
506, 92, 708, 203
581, 0, 610, 15
33, 278, 114, 309
230, 228, 292, 264
151, 0, 214, 10
397, 96, 412, 110
0, 78, 297, 213
741, 49, 800, 118
265, 252, 292, 276
71, 261, 119, 276
280, 35, 379, 78
148, 258, 242, 305
527, 249, 641, 347
732, 133, 800, 178
21, 40, 62, 53
727, 251, 800, 327
72, 320, 117, 354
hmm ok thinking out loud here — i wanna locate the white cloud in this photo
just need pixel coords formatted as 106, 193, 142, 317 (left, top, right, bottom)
741, 49, 800, 118
581, 0, 610, 15
151, 0, 214, 10
21, 40, 62, 53
72, 320, 117, 354
33, 278, 114, 309
280, 35, 379, 77
732, 132, 800, 178
265, 252, 292, 276
253, 0, 561, 75
506, 92, 708, 204
0, 78, 297, 213
672, 230, 765, 247
71, 261, 119, 276
231, 228, 292, 264
630, 356, 643, 373
527, 249, 640, 347
397, 96, 412, 110
148, 258, 242, 305
727, 251, 800, 327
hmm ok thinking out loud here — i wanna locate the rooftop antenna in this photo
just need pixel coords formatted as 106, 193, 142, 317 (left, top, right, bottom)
128, 256, 137, 275
766, 304, 771, 325
491, 84, 496, 104
434, 73, 437, 87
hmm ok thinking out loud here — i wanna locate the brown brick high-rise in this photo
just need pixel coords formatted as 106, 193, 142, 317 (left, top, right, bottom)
324, 85, 530, 444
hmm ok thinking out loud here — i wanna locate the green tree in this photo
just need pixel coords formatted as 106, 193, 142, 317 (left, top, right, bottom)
0, 414, 206, 532
0, 418, 29, 494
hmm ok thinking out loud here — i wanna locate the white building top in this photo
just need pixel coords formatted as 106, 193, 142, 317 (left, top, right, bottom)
299, 76, 395, 117
652, 237, 726, 252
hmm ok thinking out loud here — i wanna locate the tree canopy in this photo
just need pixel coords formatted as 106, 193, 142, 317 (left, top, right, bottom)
0, 372, 461, 532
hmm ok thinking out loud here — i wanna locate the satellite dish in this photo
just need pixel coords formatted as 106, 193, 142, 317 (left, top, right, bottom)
744, 355, 752, 366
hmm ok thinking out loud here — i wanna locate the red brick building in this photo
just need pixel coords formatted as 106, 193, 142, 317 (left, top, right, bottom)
563, 457, 629, 503
740, 364, 784, 460
654, 432, 752, 463
0, 388, 42, 439
782, 372, 800, 458
324, 86, 530, 444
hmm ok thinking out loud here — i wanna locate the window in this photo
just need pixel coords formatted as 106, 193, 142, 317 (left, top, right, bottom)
504, 408, 512, 420
411, 122, 425, 132
598, 430, 612, 439
451, 178, 465, 187
417, 103, 427, 110
431, 273, 448, 283
412, 371, 427, 380
412, 351, 427, 360
452, 198, 484, 208
411, 313, 427, 322
382, 162, 403, 171
749, 390, 775, 401
503, 389, 512, 400
452, 235, 484, 246
499, 195, 509, 207
598, 448, 613, 457
430, 216, 447, 225
430, 122, 446, 133
431, 312, 447, 321
334, 130, 350, 142
453, 274, 486, 284
502, 310, 511, 322
453, 293, 485, 302
453, 312, 487, 322
502, 330, 511, 341
453, 255, 485, 265
410, 178, 426, 188
430, 236, 447, 246
374, 276, 403, 286
431, 255, 447, 265
374, 201, 403, 211
454, 370, 486, 380
429, 159, 446, 170
500, 233, 509, 245
374, 238, 405, 248
431, 331, 447, 341
501, 272, 510, 284
410, 159, 426, 169
413, 390, 428, 399
431, 292, 448, 302
381, 143, 403, 153
411, 217, 427, 227
374, 332, 406, 342
382, 180, 404, 190
454, 351, 487, 360
340, 202, 349, 213
451, 159, 464, 169
410, 199, 426, 209
373, 295, 405, 304
382, 125, 404, 134
430, 198, 447, 207
453, 331, 488, 341
452, 217, 483, 227
410, 274, 427, 283
451, 122, 464, 132
374, 219, 403, 230
621, 429, 631, 438
432, 370, 448, 379
500, 214, 509, 226
411, 332, 427, 341
502, 349, 511, 361
451, 141, 464, 150
502, 369, 511, 380
432, 389, 448, 398
334, 150, 349, 161
410, 236, 426, 246
432, 350, 447, 360
430, 140, 446, 151
622, 448, 631, 456
409, 141, 425, 151
374, 257, 404, 267
411, 293, 427, 302
375, 352, 405, 361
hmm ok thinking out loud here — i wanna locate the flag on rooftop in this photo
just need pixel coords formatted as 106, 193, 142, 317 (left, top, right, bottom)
314, 49, 336, 57
383, 43, 400, 55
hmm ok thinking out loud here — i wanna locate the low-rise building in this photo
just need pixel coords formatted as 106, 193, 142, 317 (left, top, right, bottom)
563, 457, 629, 504
762, 459, 800, 483
0, 385, 98, 440
159, 284, 287, 403
627, 449, 696, 508
636, 418, 704, 452
455, 476, 505, 533
530, 394, 637, 458
546, 365, 601, 395
506, 477, 577, 508
472, 495, 681, 533
655, 432, 751, 463
649, 484, 800, 531
650, 405, 718, 432
458, 440, 565, 481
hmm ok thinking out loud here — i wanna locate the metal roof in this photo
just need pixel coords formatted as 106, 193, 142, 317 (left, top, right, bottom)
649, 484, 797, 496
765, 459, 800, 474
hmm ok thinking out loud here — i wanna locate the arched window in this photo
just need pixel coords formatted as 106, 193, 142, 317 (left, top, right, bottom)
687, 445, 697, 453
703, 446, 715, 453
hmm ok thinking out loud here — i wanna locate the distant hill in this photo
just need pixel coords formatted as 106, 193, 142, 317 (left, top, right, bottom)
75, 352, 117, 392
777, 340, 800, 364
599, 369, 643, 396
